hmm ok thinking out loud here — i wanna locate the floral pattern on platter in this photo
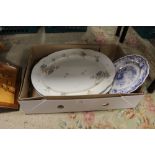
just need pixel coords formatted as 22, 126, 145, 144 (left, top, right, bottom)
91, 70, 110, 81
40, 64, 59, 75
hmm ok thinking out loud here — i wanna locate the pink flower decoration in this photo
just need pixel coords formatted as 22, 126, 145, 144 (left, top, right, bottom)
145, 95, 155, 113
145, 95, 153, 102
147, 102, 155, 112
126, 37, 138, 45
95, 36, 105, 44
83, 112, 95, 125
148, 105, 155, 112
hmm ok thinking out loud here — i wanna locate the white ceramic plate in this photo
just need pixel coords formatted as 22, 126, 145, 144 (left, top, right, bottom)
31, 49, 115, 96
110, 55, 149, 94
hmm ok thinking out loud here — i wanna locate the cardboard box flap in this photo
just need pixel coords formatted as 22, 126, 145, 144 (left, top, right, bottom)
20, 95, 144, 114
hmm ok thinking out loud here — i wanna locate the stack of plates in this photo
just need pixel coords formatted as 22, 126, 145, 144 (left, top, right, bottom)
31, 49, 115, 96
31, 49, 149, 96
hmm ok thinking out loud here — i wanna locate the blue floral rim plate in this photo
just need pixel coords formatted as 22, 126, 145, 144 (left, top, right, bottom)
110, 55, 149, 94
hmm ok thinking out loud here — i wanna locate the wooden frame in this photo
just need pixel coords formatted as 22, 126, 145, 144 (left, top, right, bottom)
0, 62, 21, 109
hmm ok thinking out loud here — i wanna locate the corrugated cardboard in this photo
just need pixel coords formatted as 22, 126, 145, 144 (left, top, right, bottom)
19, 44, 144, 114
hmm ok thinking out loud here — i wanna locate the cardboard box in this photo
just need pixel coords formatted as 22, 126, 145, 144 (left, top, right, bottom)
19, 44, 144, 114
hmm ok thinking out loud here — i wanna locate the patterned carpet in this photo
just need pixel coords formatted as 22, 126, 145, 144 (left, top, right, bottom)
0, 26, 155, 128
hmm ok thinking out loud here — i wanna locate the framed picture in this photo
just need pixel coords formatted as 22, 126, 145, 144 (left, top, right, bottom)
0, 62, 20, 109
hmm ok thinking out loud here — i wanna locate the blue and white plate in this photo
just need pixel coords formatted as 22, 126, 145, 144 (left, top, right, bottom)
110, 55, 149, 94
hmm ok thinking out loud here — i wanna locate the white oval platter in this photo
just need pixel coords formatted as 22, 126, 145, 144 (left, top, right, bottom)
31, 49, 115, 96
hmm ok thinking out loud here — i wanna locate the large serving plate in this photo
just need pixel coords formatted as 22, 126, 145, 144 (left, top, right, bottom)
31, 49, 115, 96
110, 55, 149, 94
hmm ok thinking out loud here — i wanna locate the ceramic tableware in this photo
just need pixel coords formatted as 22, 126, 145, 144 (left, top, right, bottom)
110, 55, 149, 94
31, 49, 115, 96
